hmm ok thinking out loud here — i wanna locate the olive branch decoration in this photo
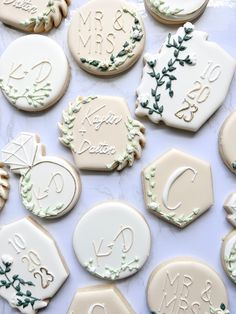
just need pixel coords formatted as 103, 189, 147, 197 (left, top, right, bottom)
149, 0, 183, 17
224, 242, 236, 284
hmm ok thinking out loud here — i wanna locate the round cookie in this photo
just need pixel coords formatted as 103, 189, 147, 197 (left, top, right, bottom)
73, 201, 151, 280
0, 0, 71, 33
0, 35, 70, 112
222, 229, 236, 286
219, 110, 236, 175
0, 161, 9, 211
147, 258, 229, 314
1, 133, 81, 219
145, 0, 209, 25
68, 0, 145, 76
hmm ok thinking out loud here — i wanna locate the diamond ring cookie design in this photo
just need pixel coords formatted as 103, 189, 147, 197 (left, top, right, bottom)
73, 201, 151, 280
224, 193, 236, 228
0, 35, 70, 112
147, 258, 229, 314
68, 0, 145, 76
145, 0, 209, 25
59, 96, 145, 171
142, 149, 214, 228
0, 0, 71, 33
0, 161, 9, 211
0, 217, 69, 314
1, 133, 81, 219
136, 22, 235, 132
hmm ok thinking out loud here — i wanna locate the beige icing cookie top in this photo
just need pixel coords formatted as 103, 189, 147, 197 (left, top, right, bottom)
59, 96, 145, 171
0, 217, 69, 314
142, 149, 213, 228
147, 258, 229, 314
219, 110, 236, 175
136, 23, 236, 132
67, 285, 134, 314
0, 35, 70, 112
222, 230, 236, 287
68, 0, 145, 76
0, 161, 9, 211
0, 0, 71, 33
1, 133, 81, 219
73, 201, 151, 280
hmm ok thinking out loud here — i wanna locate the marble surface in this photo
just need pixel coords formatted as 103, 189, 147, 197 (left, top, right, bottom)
0, 0, 236, 313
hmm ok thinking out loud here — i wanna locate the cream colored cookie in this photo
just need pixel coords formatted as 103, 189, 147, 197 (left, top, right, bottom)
73, 201, 151, 280
68, 0, 145, 76
67, 285, 134, 314
59, 96, 145, 171
147, 258, 229, 314
0, 35, 70, 112
136, 23, 236, 132
142, 149, 213, 228
0, 0, 71, 33
224, 193, 236, 228
145, 0, 209, 25
222, 230, 236, 286
0, 161, 9, 211
1, 133, 81, 219
0, 217, 69, 314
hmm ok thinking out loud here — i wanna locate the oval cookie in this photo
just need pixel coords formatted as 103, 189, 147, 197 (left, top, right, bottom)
0, 0, 70, 33
0, 35, 70, 112
145, 0, 209, 25
147, 258, 229, 314
0, 161, 9, 211
59, 96, 145, 171
222, 229, 236, 286
1, 133, 81, 219
73, 201, 151, 280
68, 0, 145, 76
0, 217, 69, 314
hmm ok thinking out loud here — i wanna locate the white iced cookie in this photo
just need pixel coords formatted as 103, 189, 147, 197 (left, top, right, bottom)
68, 0, 145, 76
0, 217, 69, 314
219, 110, 236, 175
142, 149, 213, 228
0, 161, 9, 211
145, 0, 209, 25
224, 193, 236, 228
136, 23, 236, 132
222, 230, 236, 287
73, 201, 151, 280
147, 258, 229, 314
67, 285, 135, 314
59, 96, 145, 171
0, 35, 70, 112
1, 133, 81, 219
0, 0, 70, 33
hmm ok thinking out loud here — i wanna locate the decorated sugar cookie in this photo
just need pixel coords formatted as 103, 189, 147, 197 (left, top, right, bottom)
59, 96, 145, 171
142, 149, 213, 228
145, 0, 209, 25
0, 0, 70, 33
136, 23, 236, 132
73, 201, 151, 280
224, 193, 236, 227
68, 0, 145, 76
68, 285, 134, 314
0, 35, 70, 112
0, 217, 69, 314
1, 133, 81, 219
222, 230, 236, 286
147, 258, 229, 314
0, 161, 9, 211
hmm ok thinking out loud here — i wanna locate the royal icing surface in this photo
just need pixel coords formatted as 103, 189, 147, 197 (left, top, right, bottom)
0, 35, 70, 112
59, 96, 145, 171
73, 201, 151, 280
68, 0, 145, 76
147, 258, 229, 314
1, 133, 81, 219
0, 161, 9, 211
0, 0, 70, 33
67, 285, 135, 314
142, 149, 213, 228
0, 217, 69, 314
222, 230, 236, 286
224, 193, 236, 228
136, 23, 236, 132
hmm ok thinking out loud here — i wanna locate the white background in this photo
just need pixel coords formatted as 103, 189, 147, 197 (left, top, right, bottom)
0, 0, 236, 313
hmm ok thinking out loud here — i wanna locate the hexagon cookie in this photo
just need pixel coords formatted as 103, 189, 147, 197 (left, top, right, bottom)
0, 217, 69, 314
67, 285, 134, 314
142, 149, 213, 228
136, 23, 235, 132
59, 96, 145, 171
0, 161, 9, 211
